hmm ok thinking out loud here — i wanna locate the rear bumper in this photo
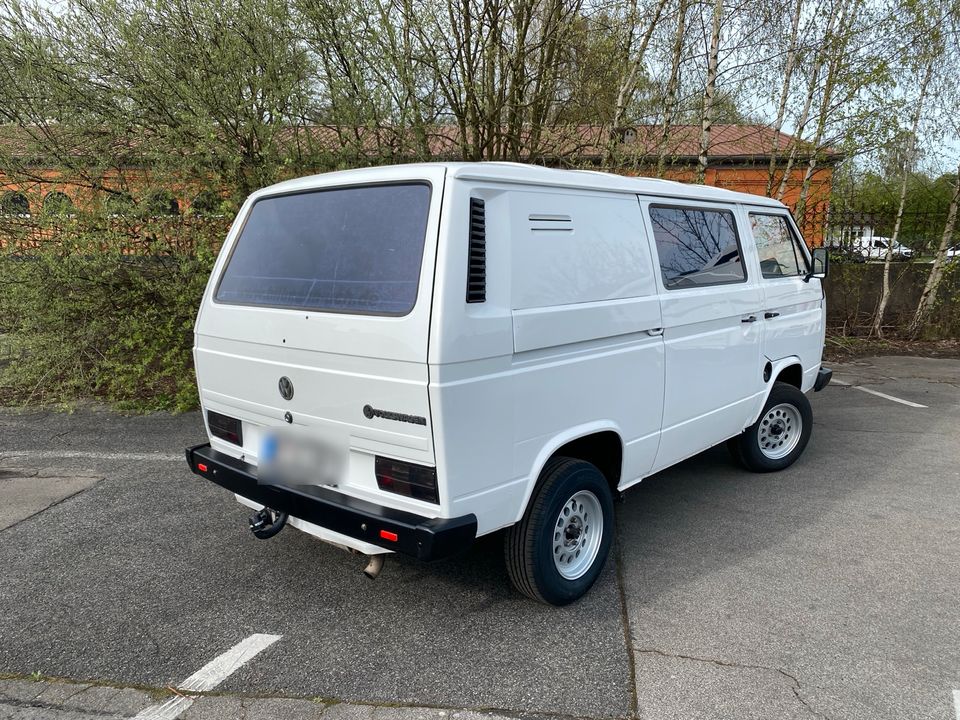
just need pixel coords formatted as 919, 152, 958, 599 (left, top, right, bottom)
814, 366, 833, 392
185, 443, 476, 561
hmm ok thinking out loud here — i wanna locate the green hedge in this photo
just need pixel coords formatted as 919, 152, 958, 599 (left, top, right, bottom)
0, 217, 224, 411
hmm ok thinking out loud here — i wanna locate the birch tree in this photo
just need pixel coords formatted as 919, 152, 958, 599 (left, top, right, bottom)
696, 0, 724, 183
609, 0, 671, 130
908, 164, 960, 335
872, 60, 934, 337
656, 0, 690, 176
764, 0, 805, 195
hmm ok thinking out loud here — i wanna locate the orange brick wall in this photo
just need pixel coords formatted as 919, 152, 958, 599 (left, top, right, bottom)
4, 163, 833, 246
657, 166, 832, 246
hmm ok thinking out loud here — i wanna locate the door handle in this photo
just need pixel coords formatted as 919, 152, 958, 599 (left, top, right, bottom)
646, 327, 664, 336
741, 316, 758, 323
764, 311, 780, 319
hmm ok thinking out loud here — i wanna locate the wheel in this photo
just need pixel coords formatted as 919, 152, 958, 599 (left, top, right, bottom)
504, 456, 614, 605
729, 382, 813, 472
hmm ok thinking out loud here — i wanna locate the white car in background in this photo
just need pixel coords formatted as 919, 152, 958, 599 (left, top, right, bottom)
852, 237, 914, 260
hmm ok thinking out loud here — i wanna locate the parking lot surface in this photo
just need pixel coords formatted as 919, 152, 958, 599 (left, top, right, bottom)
1, 356, 958, 720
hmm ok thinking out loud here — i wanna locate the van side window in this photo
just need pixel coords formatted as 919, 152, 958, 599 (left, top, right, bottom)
648, 205, 746, 290
750, 214, 807, 278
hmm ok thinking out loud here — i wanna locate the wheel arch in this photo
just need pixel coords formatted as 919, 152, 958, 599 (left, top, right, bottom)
747, 356, 804, 426
511, 422, 623, 526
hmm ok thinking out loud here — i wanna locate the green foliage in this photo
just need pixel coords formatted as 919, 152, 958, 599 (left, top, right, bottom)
0, 216, 224, 411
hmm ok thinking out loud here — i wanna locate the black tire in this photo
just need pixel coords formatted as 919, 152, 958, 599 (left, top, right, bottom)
504, 456, 614, 606
729, 381, 813, 472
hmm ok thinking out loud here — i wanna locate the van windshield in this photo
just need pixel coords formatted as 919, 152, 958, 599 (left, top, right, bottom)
215, 183, 431, 315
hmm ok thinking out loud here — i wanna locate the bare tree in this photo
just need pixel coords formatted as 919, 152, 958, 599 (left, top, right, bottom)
872, 60, 934, 337
908, 163, 960, 335
697, 0, 724, 183
764, 0, 805, 196
656, 0, 689, 177
608, 0, 671, 159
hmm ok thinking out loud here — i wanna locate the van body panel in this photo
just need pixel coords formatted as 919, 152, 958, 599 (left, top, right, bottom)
512, 297, 663, 353
427, 180, 664, 533
509, 189, 658, 309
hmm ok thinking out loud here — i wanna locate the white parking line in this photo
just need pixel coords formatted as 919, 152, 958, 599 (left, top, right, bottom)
0, 450, 182, 462
132, 633, 281, 720
953, 688, 960, 720
832, 378, 927, 408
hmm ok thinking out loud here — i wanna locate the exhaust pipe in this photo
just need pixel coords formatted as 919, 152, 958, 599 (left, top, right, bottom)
363, 554, 385, 580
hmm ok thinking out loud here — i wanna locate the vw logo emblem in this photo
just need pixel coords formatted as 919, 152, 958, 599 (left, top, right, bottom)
278, 376, 294, 401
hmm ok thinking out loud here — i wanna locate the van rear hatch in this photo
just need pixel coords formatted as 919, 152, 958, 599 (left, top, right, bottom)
194, 168, 445, 499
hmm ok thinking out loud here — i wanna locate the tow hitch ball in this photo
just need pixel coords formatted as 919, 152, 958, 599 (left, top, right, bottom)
249, 508, 288, 539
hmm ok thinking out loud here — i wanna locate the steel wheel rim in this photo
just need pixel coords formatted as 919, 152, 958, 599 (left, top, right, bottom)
552, 490, 603, 580
758, 403, 802, 460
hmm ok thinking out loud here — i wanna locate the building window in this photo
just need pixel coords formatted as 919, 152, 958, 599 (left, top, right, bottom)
190, 190, 221, 216
143, 190, 180, 216
104, 191, 136, 216
0, 190, 30, 216
43, 191, 73, 216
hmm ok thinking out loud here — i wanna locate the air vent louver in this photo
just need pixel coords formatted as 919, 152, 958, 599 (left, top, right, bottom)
467, 197, 486, 303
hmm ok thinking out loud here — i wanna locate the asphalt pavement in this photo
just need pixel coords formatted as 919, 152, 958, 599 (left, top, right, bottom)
1, 356, 958, 720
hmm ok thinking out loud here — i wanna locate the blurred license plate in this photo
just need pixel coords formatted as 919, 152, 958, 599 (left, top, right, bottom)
258, 427, 346, 487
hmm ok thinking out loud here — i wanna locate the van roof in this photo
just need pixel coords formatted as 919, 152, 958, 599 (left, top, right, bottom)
259, 162, 788, 209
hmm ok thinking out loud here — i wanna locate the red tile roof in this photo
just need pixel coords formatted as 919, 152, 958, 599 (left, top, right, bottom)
0, 123, 840, 166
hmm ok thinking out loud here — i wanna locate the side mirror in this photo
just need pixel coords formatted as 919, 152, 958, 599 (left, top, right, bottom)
805, 246, 829, 281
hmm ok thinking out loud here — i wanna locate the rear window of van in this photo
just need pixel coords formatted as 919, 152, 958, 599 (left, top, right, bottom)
215, 183, 431, 315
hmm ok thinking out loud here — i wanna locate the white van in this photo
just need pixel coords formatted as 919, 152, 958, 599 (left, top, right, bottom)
186, 163, 832, 605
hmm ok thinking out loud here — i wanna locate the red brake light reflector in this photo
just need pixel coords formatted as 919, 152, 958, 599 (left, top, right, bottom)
374, 456, 439, 504
207, 410, 243, 446
379, 529, 398, 542
197, 463, 208, 473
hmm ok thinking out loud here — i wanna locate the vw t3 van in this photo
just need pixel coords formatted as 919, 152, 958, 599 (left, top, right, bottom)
186, 162, 831, 605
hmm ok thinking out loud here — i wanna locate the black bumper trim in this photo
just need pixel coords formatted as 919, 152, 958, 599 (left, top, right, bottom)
185, 443, 476, 561
814, 366, 833, 392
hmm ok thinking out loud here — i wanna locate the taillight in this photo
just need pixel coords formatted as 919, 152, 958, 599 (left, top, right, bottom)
208, 410, 243, 446
375, 456, 439, 504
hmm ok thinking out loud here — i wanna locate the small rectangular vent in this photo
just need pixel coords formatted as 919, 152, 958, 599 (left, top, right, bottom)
467, 197, 486, 303
529, 213, 573, 232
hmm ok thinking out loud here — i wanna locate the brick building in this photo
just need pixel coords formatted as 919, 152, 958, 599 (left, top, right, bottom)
0, 123, 840, 244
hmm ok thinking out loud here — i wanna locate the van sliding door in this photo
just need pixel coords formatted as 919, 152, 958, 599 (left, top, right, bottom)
641, 199, 765, 473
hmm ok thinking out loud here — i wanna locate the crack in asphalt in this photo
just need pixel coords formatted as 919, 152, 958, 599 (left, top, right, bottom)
0, 691, 124, 718
0, 474, 105, 535
0, 676, 612, 720
632, 647, 831, 720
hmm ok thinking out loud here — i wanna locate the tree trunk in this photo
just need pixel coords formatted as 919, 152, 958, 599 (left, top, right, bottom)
697, 0, 724, 184
774, 0, 847, 202
608, 0, 670, 162
872, 60, 933, 338
796, 0, 868, 221
908, 162, 960, 336
656, 0, 688, 177
765, 0, 804, 196
774, 60, 819, 201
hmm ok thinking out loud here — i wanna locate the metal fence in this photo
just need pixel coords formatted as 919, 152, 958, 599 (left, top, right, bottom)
798, 194, 956, 258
